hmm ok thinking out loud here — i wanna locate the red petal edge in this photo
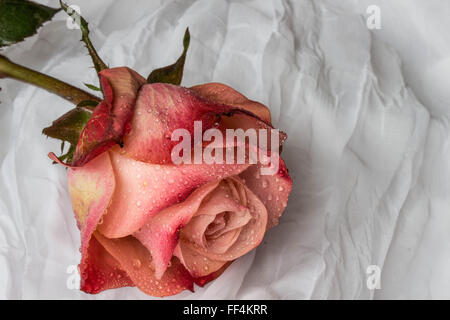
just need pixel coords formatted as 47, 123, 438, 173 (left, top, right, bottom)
71, 67, 146, 167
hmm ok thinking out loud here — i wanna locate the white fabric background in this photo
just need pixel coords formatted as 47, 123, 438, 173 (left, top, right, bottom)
0, 0, 449, 299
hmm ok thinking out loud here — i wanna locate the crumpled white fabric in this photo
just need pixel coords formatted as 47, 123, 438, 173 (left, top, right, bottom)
0, 0, 449, 299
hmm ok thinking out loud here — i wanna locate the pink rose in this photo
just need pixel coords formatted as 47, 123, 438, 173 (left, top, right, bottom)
66, 67, 292, 296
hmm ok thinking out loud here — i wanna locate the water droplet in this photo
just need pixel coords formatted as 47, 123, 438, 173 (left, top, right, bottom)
278, 186, 284, 192
132, 259, 141, 269
262, 180, 268, 188
136, 201, 142, 207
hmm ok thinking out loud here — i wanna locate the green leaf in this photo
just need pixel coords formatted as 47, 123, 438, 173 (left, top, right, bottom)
147, 28, 190, 85
58, 143, 76, 163
42, 103, 95, 163
0, 0, 60, 47
83, 83, 101, 92
60, 0, 107, 74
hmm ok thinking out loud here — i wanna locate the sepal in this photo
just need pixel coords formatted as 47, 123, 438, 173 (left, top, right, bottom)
147, 28, 190, 85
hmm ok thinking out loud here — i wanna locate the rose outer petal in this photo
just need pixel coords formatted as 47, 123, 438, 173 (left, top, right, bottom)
68, 152, 115, 256
80, 235, 133, 294
67, 150, 198, 296
72, 67, 146, 166
68, 152, 135, 294
190, 82, 271, 124
94, 232, 194, 297
190, 82, 286, 152
120, 83, 275, 165
193, 261, 233, 287
239, 157, 293, 228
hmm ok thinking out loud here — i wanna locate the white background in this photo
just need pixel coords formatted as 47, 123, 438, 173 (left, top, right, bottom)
1, 0, 450, 299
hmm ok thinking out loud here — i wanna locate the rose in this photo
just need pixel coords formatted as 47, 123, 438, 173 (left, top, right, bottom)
66, 67, 292, 297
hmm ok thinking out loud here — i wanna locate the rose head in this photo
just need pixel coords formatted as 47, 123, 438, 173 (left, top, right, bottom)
66, 67, 292, 296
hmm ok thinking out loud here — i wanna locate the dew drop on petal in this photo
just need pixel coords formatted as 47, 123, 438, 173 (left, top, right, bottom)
132, 259, 141, 269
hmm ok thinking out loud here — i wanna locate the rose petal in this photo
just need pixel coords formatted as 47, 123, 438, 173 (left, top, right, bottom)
72, 67, 146, 166
97, 147, 250, 238
203, 214, 225, 236
67, 152, 133, 294
205, 229, 242, 255
186, 177, 268, 262
190, 82, 271, 124
94, 232, 194, 297
195, 182, 247, 217
173, 244, 226, 278
193, 261, 233, 287
180, 214, 215, 247
68, 152, 115, 256
133, 180, 221, 279
239, 157, 293, 228
80, 235, 133, 294
190, 83, 288, 152
206, 210, 252, 240
121, 83, 274, 164
135, 177, 267, 279
182, 182, 252, 252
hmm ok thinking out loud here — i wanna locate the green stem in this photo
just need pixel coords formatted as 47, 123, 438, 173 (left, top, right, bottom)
0, 54, 101, 105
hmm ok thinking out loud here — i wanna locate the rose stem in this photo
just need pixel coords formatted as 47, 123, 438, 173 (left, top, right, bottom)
0, 54, 101, 105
